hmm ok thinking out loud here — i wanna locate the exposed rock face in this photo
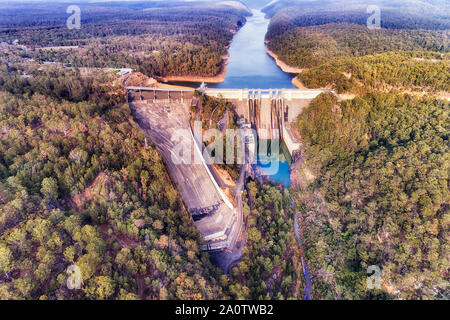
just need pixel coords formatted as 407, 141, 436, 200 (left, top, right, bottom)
129, 99, 238, 251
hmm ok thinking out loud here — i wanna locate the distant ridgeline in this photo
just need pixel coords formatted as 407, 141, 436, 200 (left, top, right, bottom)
263, 0, 450, 33
0, 63, 237, 299
0, 1, 251, 78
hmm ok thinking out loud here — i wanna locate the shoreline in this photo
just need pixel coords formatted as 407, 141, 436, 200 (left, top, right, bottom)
292, 77, 307, 89
120, 71, 195, 90
155, 52, 230, 85
265, 46, 304, 74
153, 82, 195, 90
155, 66, 227, 84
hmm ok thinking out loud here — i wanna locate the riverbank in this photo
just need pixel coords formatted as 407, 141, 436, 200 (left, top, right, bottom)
120, 71, 195, 90
155, 53, 229, 84
155, 63, 227, 84
265, 46, 304, 74
292, 77, 308, 89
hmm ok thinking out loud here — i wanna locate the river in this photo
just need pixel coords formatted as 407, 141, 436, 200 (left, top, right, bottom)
222, 9, 295, 187
175, 9, 295, 187
172, 9, 297, 89
202, 8, 312, 298
212, 9, 296, 89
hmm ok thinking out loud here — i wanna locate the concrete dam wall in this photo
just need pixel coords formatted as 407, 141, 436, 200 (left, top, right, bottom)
203, 88, 327, 157
126, 87, 328, 251
128, 97, 238, 251
126, 87, 328, 156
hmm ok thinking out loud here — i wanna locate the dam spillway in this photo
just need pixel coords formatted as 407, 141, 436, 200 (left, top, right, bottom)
126, 87, 329, 251
126, 87, 330, 160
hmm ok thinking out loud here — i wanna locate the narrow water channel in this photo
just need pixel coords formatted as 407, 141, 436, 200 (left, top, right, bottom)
212, 9, 297, 89
203, 9, 312, 298
172, 9, 297, 89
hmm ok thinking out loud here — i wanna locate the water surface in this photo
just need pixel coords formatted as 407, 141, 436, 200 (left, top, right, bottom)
173, 9, 296, 89
257, 157, 292, 188
178, 10, 296, 187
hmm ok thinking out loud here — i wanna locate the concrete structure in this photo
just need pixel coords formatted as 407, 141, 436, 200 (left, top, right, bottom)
128, 93, 239, 251
126, 87, 329, 251
204, 88, 327, 101
126, 87, 329, 160
206, 88, 330, 160
126, 87, 194, 104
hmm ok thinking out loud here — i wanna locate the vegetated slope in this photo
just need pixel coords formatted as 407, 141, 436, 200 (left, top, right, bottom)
226, 182, 303, 300
266, 23, 448, 69
265, 0, 449, 300
0, 66, 225, 299
193, 94, 241, 180
264, 1, 449, 95
264, 0, 450, 36
295, 92, 449, 299
0, 2, 250, 77
298, 50, 450, 94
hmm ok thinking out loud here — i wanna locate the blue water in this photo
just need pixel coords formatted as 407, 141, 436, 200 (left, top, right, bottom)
176, 9, 296, 187
257, 156, 292, 188
170, 9, 296, 89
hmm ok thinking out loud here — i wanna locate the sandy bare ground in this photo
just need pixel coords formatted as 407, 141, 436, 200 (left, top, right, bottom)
266, 47, 304, 74
121, 72, 194, 90
214, 165, 236, 188
338, 93, 357, 100
154, 67, 227, 84
292, 77, 308, 89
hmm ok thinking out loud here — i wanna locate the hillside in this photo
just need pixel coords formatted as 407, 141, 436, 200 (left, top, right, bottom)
264, 0, 450, 32
0, 65, 226, 299
298, 50, 449, 94
267, 23, 448, 69
0, 2, 250, 78
293, 92, 449, 299
264, 0, 450, 300
264, 1, 449, 95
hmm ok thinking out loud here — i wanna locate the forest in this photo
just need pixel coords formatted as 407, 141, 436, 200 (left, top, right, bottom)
298, 50, 449, 94
266, 23, 448, 69
1, 0, 448, 301
294, 92, 449, 299
264, 0, 450, 36
226, 182, 302, 300
264, 1, 449, 95
0, 65, 230, 299
0, 52, 304, 299
0, 2, 250, 77
262, 0, 449, 300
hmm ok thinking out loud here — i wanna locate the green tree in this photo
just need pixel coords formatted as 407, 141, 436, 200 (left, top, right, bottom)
41, 177, 58, 203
